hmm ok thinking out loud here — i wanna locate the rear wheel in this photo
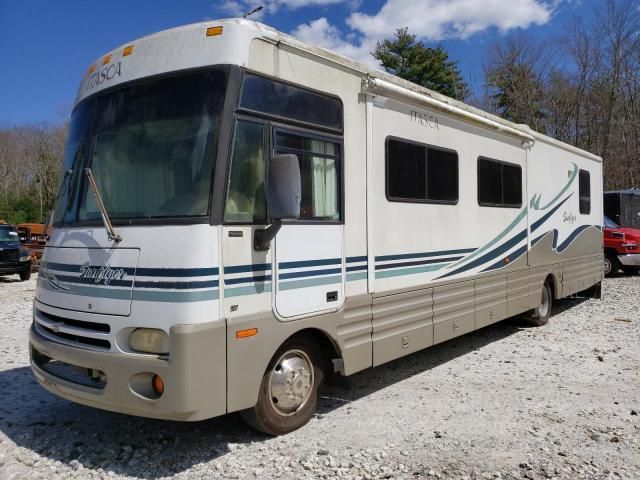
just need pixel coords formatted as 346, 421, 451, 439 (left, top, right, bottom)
604, 253, 620, 277
241, 336, 323, 436
524, 281, 553, 326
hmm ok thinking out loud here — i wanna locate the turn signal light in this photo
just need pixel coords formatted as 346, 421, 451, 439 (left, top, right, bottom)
152, 374, 164, 396
206, 26, 223, 37
236, 328, 258, 339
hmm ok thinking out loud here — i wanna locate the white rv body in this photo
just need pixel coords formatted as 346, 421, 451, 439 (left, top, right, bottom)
29, 19, 603, 428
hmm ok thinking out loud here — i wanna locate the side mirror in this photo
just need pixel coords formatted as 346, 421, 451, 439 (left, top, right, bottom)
254, 154, 301, 251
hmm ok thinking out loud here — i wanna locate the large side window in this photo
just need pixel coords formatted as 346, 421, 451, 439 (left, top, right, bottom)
386, 137, 458, 204
477, 157, 522, 208
224, 120, 266, 223
579, 169, 591, 214
274, 130, 341, 221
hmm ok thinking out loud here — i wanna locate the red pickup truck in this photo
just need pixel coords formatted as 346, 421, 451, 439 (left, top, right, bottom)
604, 215, 640, 276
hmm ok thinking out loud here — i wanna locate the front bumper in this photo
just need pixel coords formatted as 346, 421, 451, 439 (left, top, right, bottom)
29, 319, 226, 421
618, 253, 640, 267
0, 260, 30, 275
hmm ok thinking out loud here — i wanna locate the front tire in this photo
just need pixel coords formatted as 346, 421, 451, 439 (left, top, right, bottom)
19, 266, 32, 281
241, 336, 323, 435
524, 281, 553, 326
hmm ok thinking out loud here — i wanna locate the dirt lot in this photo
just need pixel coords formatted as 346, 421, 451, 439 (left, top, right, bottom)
0, 274, 638, 480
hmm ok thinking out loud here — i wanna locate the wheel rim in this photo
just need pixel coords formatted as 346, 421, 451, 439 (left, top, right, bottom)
604, 258, 612, 275
539, 285, 551, 318
268, 349, 314, 417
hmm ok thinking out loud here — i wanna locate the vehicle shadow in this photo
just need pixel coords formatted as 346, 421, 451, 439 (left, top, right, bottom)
0, 277, 22, 284
0, 302, 575, 478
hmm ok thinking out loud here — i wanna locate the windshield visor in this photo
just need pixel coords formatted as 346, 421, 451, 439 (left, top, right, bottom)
54, 68, 227, 224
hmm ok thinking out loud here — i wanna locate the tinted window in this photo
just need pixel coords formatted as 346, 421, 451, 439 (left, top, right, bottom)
274, 131, 341, 221
386, 138, 458, 203
579, 169, 590, 214
478, 158, 522, 208
240, 74, 343, 131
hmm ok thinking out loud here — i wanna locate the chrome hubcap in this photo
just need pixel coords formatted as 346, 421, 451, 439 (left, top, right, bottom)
539, 286, 550, 318
268, 349, 314, 416
604, 258, 611, 275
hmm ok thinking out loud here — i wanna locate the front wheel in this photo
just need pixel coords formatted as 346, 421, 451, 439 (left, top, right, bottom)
524, 281, 553, 326
19, 266, 32, 282
241, 336, 323, 435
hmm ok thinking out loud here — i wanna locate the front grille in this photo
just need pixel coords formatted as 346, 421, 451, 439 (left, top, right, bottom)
35, 309, 112, 350
0, 248, 19, 263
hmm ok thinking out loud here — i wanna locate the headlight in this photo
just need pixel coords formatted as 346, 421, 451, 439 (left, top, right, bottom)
129, 328, 169, 354
20, 254, 31, 262
622, 243, 639, 250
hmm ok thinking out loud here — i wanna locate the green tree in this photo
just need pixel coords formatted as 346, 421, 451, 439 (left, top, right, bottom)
373, 27, 469, 101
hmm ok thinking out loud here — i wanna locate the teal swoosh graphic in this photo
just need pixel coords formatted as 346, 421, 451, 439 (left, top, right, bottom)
448, 207, 528, 269
531, 163, 577, 210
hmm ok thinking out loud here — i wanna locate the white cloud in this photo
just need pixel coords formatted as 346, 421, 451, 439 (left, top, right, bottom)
290, 0, 562, 67
347, 0, 556, 41
215, 0, 348, 17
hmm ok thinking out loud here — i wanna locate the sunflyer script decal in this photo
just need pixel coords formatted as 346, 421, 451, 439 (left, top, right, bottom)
79, 263, 127, 285
86, 62, 122, 91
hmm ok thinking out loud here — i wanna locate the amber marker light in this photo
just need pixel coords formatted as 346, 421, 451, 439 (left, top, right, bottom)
102, 54, 112, 65
152, 374, 165, 396
122, 45, 134, 56
206, 26, 223, 37
236, 328, 258, 339
87, 64, 96, 74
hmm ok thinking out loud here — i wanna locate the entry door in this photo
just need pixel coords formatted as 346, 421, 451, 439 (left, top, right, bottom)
272, 128, 345, 318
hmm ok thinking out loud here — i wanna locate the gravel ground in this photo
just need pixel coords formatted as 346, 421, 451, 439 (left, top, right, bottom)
0, 274, 638, 480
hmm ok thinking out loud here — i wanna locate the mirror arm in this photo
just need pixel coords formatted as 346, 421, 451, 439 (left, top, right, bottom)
253, 219, 282, 251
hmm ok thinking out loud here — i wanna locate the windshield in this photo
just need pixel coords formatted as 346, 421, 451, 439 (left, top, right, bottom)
53, 68, 227, 224
0, 227, 19, 242
604, 216, 620, 228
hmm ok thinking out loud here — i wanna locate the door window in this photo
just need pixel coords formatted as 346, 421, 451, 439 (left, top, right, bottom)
274, 131, 341, 221
224, 120, 267, 223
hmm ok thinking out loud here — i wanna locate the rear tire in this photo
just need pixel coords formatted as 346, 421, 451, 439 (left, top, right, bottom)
241, 336, 323, 436
524, 281, 553, 326
604, 254, 620, 277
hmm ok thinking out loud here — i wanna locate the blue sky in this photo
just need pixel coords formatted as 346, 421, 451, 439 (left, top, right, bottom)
0, 0, 597, 126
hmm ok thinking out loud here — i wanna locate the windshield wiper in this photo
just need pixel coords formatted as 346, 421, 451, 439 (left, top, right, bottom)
84, 168, 122, 243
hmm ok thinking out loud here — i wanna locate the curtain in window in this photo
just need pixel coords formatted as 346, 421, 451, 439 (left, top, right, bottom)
310, 140, 338, 220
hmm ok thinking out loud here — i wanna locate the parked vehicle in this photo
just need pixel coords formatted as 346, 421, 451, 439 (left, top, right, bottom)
603, 215, 640, 276
0, 224, 33, 281
16, 223, 51, 269
29, 19, 603, 435
604, 188, 640, 229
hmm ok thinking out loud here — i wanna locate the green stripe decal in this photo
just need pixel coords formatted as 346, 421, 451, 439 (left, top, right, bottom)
346, 271, 368, 282
225, 284, 272, 297
279, 275, 342, 291
375, 263, 449, 279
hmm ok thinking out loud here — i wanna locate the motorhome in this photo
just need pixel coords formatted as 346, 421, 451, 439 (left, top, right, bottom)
30, 19, 603, 435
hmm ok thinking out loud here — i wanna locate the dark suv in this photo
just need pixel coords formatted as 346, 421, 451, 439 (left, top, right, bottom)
0, 225, 32, 281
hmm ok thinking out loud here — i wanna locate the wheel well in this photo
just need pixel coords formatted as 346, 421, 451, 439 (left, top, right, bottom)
604, 247, 618, 257
287, 328, 342, 376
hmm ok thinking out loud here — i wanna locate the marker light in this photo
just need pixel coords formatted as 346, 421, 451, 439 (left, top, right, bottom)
206, 26, 223, 37
102, 54, 112, 65
236, 328, 258, 339
122, 45, 134, 56
129, 328, 169, 354
87, 64, 96, 74
152, 374, 164, 396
